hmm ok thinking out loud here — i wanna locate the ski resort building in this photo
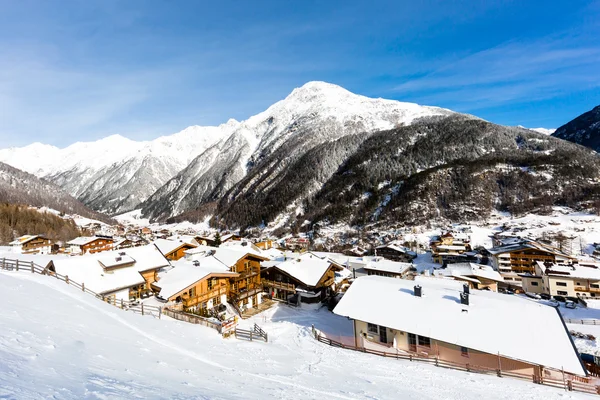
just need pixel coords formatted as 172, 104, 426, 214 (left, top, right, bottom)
488, 239, 575, 277
10, 235, 55, 254
67, 236, 114, 255
261, 253, 341, 303
334, 276, 587, 379
45, 244, 170, 301
153, 238, 197, 261
521, 261, 600, 299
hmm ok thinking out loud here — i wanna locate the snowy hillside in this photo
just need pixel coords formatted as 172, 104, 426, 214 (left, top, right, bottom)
0, 122, 237, 215
0, 269, 589, 399
140, 81, 456, 220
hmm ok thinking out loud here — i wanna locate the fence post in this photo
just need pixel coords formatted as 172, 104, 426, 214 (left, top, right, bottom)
121, 299, 124, 309
159, 307, 162, 319
16, 259, 19, 271
2, 257, 4, 269
562, 367, 567, 391
31, 261, 34, 273
497, 352, 502, 377
141, 303, 144, 316
82, 282, 85, 292
65, 275, 69, 284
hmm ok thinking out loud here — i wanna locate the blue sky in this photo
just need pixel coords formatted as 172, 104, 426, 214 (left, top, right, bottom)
1, 0, 599, 147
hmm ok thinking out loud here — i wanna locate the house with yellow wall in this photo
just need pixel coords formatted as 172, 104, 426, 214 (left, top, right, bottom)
521, 261, 600, 299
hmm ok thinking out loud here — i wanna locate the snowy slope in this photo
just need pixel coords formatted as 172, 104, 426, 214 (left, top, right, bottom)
141, 81, 456, 220
0, 122, 238, 215
0, 269, 590, 400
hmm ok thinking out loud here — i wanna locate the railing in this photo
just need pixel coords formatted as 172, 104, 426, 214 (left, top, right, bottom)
234, 323, 268, 342
311, 326, 600, 396
563, 318, 600, 325
182, 287, 227, 308
575, 287, 600, 293
0, 257, 162, 319
262, 279, 295, 291
162, 308, 222, 333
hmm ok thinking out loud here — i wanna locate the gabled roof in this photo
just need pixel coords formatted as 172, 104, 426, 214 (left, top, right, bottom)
435, 263, 503, 283
153, 239, 197, 256
67, 236, 111, 246
269, 254, 334, 287
155, 258, 237, 299
362, 258, 413, 275
536, 261, 600, 281
334, 276, 585, 376
9, 235, 45, 245
488, 240, 572, 258
47, 245, 170, 295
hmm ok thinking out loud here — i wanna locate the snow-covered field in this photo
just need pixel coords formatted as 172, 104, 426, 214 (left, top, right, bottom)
0, 270, 594, 399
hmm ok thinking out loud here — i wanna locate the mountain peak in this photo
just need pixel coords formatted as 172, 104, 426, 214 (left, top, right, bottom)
286, 81, 351, 100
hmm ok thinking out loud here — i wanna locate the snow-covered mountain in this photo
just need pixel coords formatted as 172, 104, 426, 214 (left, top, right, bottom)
0, 121, 238, 214
0, 161, 113, 224
552, 105, 600, 151
522, 127, 556, 135
140, 81, 456, 220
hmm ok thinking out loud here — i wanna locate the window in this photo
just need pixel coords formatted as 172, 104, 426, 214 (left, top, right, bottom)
557, 290, 568, 296
461, 346, 469, 357
418, 336, 431, 348
208, 279, 214, 290
367, 323, 379, 334
592, 284, 600, 289
531, 281, 539, 286
556, 282, 567, 287
576, 282, 581, 286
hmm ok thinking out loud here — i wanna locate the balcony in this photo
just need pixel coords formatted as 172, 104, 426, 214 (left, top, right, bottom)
263, 279, 295, 292
574, 287, 600, 293
230, 286, 263, 301
181, 287, 227, 308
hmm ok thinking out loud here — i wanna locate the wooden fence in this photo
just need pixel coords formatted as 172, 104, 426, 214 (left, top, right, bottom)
311, 326, 600, 396
235, 323, 268, 342
162, 308, 222, 333
564, 318, 600, 325
0, 257, 162, 318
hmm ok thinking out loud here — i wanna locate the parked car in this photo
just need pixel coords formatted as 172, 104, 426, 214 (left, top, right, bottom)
506, 289, 515, 295
554, 295, 566, 302
526, 292, 541, 299
566, 301, 577, 309
540, 293, 552, 300
548, 299, 560, 308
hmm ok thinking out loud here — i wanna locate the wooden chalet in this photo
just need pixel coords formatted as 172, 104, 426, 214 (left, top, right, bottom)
375, 243, 417, 262
10, 235, 55, 255
67, 236, 114, 255
261, 253, 342, 304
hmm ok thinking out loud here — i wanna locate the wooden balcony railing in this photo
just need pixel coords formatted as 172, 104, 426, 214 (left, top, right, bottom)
262, 279, 295, 291
181, 287, 227, 308
575, 287, 600, 293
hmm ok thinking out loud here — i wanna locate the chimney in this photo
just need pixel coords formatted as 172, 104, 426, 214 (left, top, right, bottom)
414, 285, 422, 297
463, 284, 470, 294
460, 292, 469, 306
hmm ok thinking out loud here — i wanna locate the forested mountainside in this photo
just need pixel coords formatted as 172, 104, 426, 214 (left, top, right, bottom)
213, 116, 600, 231
0, 162, 113, 224
0, 204, 82, 244
552, 105, 600, 151
139, 81, 456, 220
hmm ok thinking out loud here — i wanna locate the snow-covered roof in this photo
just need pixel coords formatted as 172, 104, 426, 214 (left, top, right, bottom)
48, 245, 170, 295
435, 245, 467, 251
334, 276, 585, 376
537, 261, 600, 281
488, 241, 571, 258
155, 258, 236, 299
375, 244, 417, 257
97, 254, 136, 269
362, 258, 413, 275
435, 263, 503, 283
212, 247, 268, 267
270, 254, 333, 287
67, 236, 110, 246
153, 238, 196, 256
9, 235, 42, 245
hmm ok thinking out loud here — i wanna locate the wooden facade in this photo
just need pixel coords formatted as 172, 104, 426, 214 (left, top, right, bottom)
163, 243, 197, 261
229, 254, 266, 309
261, 263, 337, 303
13, 235, 55, 254
73, 238, 114, 254
161, 273, 235, 311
